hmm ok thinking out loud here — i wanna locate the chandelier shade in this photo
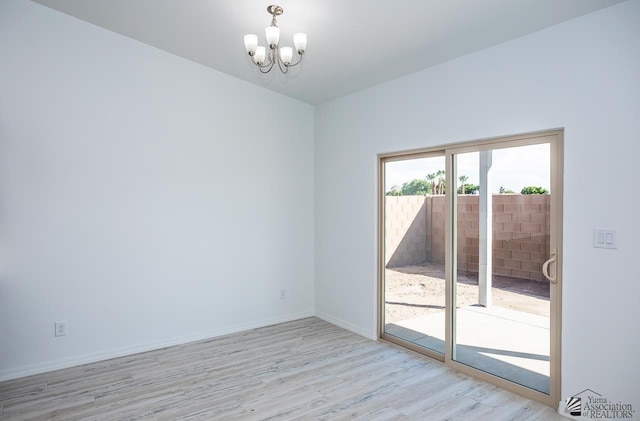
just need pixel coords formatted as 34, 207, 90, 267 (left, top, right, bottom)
243, 5, 307, 74
243, 34, 258, 54
254, 46, 266, 65
293, 33, 307, 53
265, 26, 280, 48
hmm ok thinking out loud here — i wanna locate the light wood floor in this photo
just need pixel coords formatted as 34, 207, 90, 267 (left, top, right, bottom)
0, 317, 563, 420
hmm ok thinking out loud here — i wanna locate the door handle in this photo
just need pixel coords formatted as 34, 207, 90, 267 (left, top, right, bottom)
542, 248, 557, 284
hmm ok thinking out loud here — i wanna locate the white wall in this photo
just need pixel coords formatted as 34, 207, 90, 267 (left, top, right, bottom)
315, 0, 640, 407
0, 0, 314, 380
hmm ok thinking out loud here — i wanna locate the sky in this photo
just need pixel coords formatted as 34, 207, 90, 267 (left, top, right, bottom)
385, 143, 550, 194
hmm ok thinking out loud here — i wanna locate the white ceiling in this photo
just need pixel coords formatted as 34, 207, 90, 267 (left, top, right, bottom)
32, 0, 625, 105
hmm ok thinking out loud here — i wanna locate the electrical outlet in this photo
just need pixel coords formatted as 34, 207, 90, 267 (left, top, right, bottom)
55, 321, 67, 337
280, 289, 286, 300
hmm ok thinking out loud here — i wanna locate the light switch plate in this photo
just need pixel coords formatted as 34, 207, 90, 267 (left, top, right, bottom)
593, 229, 617, 249
55, 321, 67, 337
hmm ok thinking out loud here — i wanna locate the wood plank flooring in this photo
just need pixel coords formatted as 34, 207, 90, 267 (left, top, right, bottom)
0, 317, 564, 420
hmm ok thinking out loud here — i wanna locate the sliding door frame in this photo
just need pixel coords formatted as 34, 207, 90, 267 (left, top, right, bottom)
378, 149, 447, 362
377, 129, 563, 408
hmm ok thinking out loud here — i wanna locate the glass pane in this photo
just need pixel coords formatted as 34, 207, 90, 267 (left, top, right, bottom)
452, 144, 551, 394
383, 155, 446, 354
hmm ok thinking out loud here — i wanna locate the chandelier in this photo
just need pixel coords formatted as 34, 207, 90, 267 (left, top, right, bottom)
243, 5, 307, 74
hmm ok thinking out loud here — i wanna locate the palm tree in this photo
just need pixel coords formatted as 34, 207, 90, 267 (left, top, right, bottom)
426, 173, 436, 195
459, 175, 469, 194
436, 170, 445, 194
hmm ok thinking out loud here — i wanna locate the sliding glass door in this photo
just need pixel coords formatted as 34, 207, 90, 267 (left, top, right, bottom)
379, 130, 562, 407
380, 154, 447, 357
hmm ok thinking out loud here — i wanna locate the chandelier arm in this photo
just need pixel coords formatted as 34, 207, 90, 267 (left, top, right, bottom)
275, 52, 289, 74
285, 53, 304, 68
251, 58, 274, 69
259, 60, 275, 74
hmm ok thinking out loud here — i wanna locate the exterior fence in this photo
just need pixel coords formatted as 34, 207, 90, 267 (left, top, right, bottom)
385, 194, 550, 282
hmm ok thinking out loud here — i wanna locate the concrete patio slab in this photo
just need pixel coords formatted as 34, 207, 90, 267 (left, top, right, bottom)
385, 305, 550, 394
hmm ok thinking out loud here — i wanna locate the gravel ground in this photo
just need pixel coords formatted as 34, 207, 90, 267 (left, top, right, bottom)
384, 262, 550, 324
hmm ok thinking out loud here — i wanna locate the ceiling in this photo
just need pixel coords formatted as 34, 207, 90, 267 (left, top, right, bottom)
32, 0, 625, 105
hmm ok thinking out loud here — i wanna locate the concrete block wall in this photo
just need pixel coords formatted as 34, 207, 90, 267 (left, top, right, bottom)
454, 195, 480, 273
384, 196, 428, 267
491, 194, 550, 282
385, 194, 550, 281
429, 196, 446, 264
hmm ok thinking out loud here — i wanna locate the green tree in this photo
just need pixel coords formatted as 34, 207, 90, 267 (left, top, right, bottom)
521, 186, 549, 195
499, 186, 515, 194
386, 185, 402, 196
458, 184, 479, 194
401, 179, 431, 195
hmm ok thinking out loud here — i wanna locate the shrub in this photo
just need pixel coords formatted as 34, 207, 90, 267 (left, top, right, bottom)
521, 186, 549, 195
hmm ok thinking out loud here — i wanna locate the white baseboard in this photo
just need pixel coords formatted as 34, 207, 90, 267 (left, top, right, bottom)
314, 311, 377, 340
0, 310, 314, 382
